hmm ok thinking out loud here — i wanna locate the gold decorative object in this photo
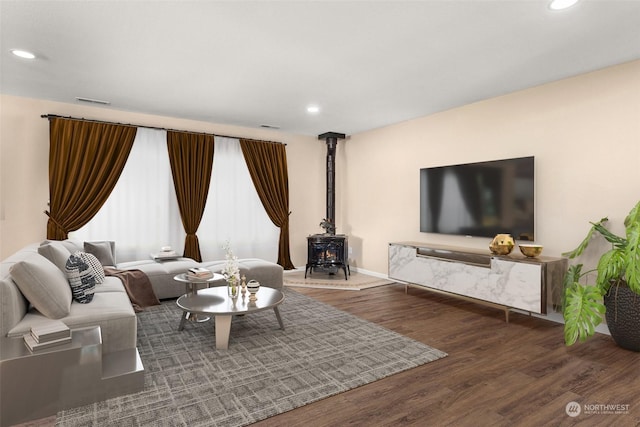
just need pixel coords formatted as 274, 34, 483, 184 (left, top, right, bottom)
489, 234, 515, 255
519, 244, 543, 258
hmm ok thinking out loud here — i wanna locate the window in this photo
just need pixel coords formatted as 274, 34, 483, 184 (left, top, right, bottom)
71, 131, 278, 263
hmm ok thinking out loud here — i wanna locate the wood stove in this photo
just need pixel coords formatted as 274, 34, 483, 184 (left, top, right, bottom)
305, 234, 350, 280
305, 132, 350, 280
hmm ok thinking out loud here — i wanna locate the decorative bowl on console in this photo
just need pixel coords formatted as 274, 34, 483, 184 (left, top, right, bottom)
519, 244, 543, 258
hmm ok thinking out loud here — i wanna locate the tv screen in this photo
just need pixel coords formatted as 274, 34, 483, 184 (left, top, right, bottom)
420, 156, 535, 241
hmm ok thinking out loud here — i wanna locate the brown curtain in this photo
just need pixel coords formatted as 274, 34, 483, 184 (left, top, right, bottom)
46, 118, 137, 239
167, 131, 215, 262
239, 139, 294, 269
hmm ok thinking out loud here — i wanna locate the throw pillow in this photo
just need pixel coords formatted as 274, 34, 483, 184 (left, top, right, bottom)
38, 241, 72, 272
41, 239, 83, 254
65, 253, 96, 303
9, 253, 72, 319
84, 241, 116, 267
77, 251, 105, 284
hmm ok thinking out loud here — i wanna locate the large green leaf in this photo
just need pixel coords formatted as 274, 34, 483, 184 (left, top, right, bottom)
563, 283, 605, 346
624, 200, 640, 230
596, 248, 625, 290
561, 264, 583, 311
592, 221, 627, 249
625, 219, 640, 293
562, 218, 609, 259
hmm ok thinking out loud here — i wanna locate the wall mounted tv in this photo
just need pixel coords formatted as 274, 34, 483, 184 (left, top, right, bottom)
420, 156, 535, 241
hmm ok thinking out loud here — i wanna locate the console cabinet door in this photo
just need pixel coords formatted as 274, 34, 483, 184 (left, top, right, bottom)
488, 258, 543, 313
389, 244, 490, 295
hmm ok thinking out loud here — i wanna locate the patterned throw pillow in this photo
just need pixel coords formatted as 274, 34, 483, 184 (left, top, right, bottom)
65, 253, 96, 303
77, 251, 105, 284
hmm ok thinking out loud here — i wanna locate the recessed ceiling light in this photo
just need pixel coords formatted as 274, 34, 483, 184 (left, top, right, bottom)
549, 0, 580, 10
10, 49, 36, 59
307, 105, 320, 114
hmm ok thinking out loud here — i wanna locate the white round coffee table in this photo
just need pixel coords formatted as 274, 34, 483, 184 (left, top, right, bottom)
176, 286, 285, 350
173, 272, 224, 323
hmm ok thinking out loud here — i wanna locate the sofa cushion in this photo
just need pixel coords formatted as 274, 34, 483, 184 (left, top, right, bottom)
65, 253, 96, 303
9, 253, 72, 319
37, 241, 72, 272
77, 251, 105, 284
41, 239, 84, 254
84, 241, 116, 267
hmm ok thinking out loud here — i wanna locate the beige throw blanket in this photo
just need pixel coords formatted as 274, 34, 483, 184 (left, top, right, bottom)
104, 267, 160, 312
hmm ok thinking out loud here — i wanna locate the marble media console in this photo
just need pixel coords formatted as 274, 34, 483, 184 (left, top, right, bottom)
388, 242, 567, 321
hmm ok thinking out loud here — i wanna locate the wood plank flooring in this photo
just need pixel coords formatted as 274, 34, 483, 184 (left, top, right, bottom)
254, 283, 640, 427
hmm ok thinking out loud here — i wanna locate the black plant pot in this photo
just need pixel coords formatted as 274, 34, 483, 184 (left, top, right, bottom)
604, 282, 640, 352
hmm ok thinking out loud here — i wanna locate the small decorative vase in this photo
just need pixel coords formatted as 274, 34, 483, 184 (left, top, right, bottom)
247, 280, 260, 301
227, 278, 239, 299
489, 234, 515, 255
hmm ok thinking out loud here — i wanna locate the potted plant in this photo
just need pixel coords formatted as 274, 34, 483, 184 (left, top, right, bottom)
562, 200, 640, 351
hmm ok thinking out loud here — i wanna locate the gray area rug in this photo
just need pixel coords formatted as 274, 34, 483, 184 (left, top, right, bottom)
56, 289, 447, 426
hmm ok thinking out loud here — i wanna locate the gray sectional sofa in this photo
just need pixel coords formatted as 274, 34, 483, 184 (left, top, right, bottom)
0, 239, 284, 354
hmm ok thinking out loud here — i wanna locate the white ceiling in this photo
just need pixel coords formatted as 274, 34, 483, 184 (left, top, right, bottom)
1, 1, 639, 136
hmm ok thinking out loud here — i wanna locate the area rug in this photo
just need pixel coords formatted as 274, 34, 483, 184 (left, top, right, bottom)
284, 269, 394, 290
56, 289, 447, 426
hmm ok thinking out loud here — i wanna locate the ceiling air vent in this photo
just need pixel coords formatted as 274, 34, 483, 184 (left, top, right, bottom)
75, 97, 110, 105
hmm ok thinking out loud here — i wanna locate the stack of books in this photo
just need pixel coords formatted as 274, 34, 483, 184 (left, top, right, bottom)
187, 267, 213, 280
24, 321, 71, 352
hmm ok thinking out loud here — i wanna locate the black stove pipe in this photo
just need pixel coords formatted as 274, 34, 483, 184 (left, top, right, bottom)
318, 132, 346, 235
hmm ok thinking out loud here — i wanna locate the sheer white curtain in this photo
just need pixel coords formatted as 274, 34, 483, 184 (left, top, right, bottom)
71, 132, 279, 264
198, 137, 279, 262
71, 128, 184, 262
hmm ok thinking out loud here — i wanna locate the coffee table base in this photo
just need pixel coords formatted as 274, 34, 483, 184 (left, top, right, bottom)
178, 312, 210, 331
179, 307, 285, 350
176, 287, 285, 350
214, 306, 284, 350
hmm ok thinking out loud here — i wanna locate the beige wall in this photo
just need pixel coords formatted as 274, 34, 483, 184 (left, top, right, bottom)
0, 95, 322, 264
341, 60, 640, 274
2, 60, 639, 275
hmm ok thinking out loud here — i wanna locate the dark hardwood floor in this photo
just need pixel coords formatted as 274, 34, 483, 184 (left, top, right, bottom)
254, 283, 640, 427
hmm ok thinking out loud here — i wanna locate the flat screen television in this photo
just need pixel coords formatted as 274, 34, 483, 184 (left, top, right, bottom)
420, 156, 535, 241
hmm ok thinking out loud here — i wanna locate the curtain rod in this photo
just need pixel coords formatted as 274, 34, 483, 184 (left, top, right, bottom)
40, 114, 285, 146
